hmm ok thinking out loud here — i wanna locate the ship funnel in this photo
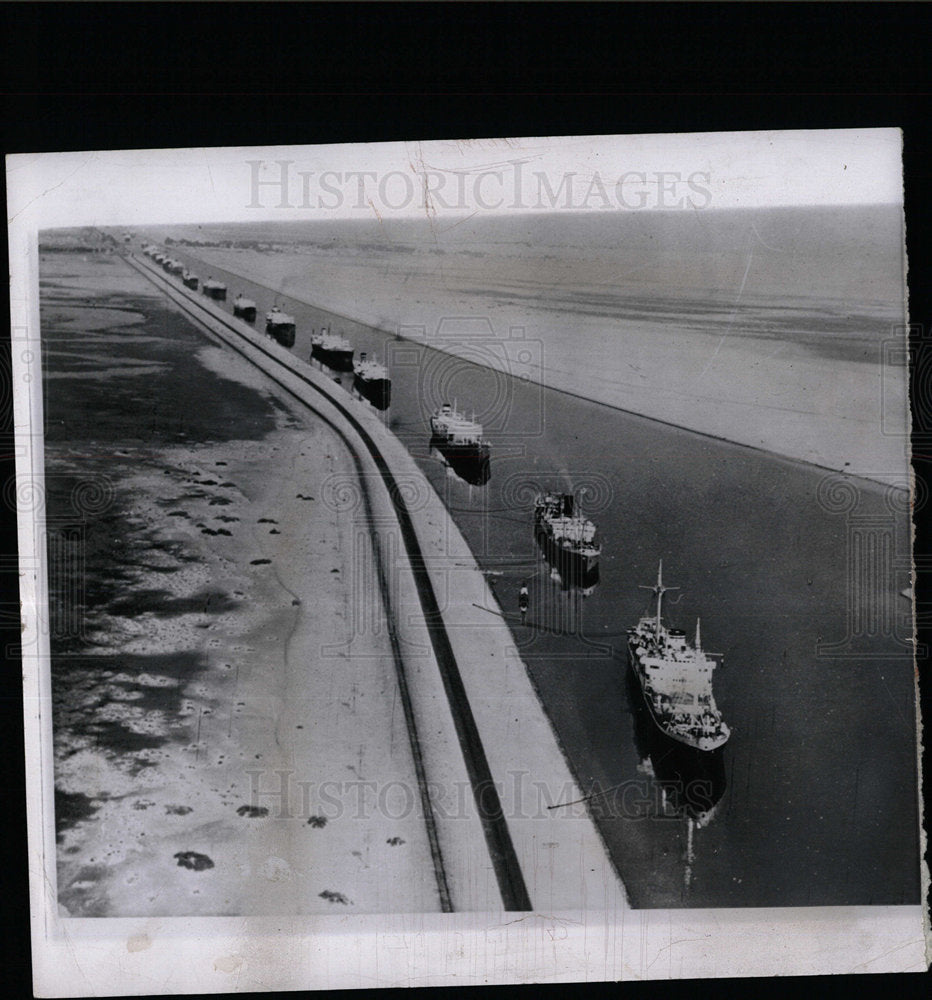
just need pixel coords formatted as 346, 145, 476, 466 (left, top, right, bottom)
695, 618, 701, 652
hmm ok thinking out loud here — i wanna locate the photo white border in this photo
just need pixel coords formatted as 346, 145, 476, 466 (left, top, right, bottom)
9, 129, 928, 995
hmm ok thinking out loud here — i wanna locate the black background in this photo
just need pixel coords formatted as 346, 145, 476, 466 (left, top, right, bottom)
2, 2, 930, 998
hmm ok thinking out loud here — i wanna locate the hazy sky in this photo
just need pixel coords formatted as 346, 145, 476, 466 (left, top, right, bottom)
8, 129, 903, 232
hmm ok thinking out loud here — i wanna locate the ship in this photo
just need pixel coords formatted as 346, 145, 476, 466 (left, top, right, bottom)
429, 402, 491, 483
352, 352, 391, 410
165, 258, 184, 276
202, 277, 227, 301
182, 270, 199, 291
265, 306, 296, 347
310, 326, 353, 370
233, 294, 257, 322
533, 492, 600, 576
626, 561, 730, 752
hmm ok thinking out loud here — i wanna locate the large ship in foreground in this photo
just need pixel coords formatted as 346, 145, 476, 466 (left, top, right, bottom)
352, 352, 391, 409
627, 562, 730, 752
310, 326, 353, 370
429, 402, 491, 483
534, 492, 601, 577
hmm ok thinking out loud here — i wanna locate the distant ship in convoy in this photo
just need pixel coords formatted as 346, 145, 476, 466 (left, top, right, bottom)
429, 402, 491, 483
265, 306, 296, 347
534, 492, 600, 576
164, 258, 184, 276
233, 294, 257, 322
627, 562, 730, 752
352, 352, 391, 409
310, 326, 353, 370
182, 270, 199, 290
202, 277, 227, 301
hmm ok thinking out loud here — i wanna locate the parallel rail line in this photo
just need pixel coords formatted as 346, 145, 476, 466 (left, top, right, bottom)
126, 253, 533, 912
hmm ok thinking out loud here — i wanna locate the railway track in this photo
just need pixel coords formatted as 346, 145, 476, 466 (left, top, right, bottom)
125, 252, 533, 912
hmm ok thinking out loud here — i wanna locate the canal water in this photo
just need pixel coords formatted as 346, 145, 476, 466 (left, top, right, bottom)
154, 244, 920, 909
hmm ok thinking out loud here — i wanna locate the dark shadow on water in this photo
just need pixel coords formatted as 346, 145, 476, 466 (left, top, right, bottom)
625, 663, 727, 825
53, 649, 210, 841
429, 436, 491, 486
105, 586, 239, 618
85, 720, 166, 754
42, 292, 284, 448
55, 790, 100, 839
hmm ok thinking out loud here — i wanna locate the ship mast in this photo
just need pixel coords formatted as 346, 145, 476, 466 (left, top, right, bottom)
655, 560, 665, 638
640, 560, 679, 641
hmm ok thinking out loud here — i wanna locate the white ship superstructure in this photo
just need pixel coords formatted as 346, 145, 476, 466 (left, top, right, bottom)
627, 561, 730, 752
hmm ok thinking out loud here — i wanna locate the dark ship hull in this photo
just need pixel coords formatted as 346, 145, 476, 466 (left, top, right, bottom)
429, 435, 491, 485
234, 303, 257, 322
312, 341, 353, 371
353, 373, 391, 410
536, 534, 600, 591
183, 276, 199, 290
203, 286, 227, 301
535, 525, 600, 576
624, 665, 727, 823
267, 323, 296, 348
